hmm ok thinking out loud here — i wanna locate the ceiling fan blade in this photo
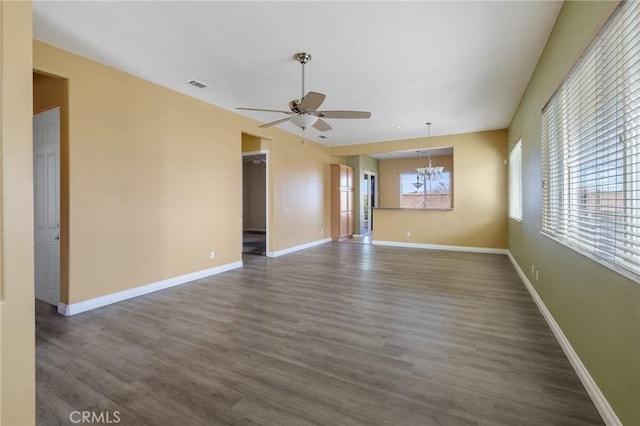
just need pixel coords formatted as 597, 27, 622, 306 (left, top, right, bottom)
312, 119, 332, 132
237, 107, 294, 115
258, 117, 291, 128
297, 91, 326, 112
316, 110, 371, 119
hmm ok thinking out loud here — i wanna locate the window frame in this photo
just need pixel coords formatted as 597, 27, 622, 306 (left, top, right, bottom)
541, 1, 640, 283
509, 140, 523, 222
399, 170, 452, 209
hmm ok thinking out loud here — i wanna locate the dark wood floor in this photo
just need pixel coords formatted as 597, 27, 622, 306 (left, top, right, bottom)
242, 231, 266, 256
36, 243, 603, 425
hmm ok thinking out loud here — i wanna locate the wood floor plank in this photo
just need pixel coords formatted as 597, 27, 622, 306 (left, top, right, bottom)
36, 243, 603, 425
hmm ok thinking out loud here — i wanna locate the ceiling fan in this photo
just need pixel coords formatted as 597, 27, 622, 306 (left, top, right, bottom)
237, 52, 371, 132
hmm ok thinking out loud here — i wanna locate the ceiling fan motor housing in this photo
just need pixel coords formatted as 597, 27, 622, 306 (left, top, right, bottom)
294, 52, 311, 64
289, 99, 302, 113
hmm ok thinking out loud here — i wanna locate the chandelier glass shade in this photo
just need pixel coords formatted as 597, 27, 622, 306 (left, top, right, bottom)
413, 122, 444, 208
413, 123, 444, 188
416, 160, 445, 181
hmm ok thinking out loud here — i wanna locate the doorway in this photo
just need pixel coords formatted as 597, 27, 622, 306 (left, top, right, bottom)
33, 107, 60, 306
33, 70, 68, 309
242, 152, 267, 255
344, 171, 377, 245
362, 171, 377, 234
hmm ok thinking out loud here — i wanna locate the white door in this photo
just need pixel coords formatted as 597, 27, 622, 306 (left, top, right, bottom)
33, 107, 60, 306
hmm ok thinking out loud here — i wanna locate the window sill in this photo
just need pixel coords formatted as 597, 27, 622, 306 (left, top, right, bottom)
374, 207, 454, 211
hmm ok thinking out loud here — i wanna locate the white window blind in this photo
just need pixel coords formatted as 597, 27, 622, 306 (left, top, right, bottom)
509, 140, 523, 221
541, 1, 640, 281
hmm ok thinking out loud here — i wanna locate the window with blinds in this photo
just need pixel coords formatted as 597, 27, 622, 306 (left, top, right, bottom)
509, 140, 523, 221
541, 1, 640, 281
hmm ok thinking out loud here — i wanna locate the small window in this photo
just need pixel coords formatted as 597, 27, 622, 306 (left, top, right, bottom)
509, 140, 523, 221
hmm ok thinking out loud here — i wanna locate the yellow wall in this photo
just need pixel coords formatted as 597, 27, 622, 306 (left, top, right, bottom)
34, 40, 330, 304
331, 130, 508, 249
0, 1, 36, 424
379, 155, 454, 208
241, 133, 261, 153
33, 72, 66, 114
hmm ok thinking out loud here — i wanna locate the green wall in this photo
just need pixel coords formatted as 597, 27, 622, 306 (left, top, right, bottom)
508, 1, 639, 424
360, 154, 379, 175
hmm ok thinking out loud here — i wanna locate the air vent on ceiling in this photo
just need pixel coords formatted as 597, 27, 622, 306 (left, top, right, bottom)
187, 79, 208, 89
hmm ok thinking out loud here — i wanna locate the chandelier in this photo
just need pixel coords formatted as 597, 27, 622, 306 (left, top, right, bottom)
413, 122, 444, 186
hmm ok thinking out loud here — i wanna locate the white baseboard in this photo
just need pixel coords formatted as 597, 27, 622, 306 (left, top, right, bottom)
372, 240, 508, 255
57, 261, 243, 316
507, 252, 621, 426
267, 237, 331, 258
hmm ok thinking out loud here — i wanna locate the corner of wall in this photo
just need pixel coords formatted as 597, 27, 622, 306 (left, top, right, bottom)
1, 1, 36, 424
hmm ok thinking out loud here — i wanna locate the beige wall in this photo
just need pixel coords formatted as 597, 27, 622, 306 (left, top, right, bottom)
241, 132, 330, 254
0, 1, 36, 424
508, 1, 639, 424
269, 137, 330, 250
331, 130, 508, 249
379, 155, 453, 208
34, 40, 330, 304
35, 40, 242, 304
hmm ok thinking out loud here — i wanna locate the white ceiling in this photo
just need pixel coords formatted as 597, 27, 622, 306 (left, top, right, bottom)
32, 1, 562, 147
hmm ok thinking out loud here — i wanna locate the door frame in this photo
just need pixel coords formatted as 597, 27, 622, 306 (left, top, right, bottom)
361, 170, 378, 234
242, 150, 269, 255
33, 106, 61, 306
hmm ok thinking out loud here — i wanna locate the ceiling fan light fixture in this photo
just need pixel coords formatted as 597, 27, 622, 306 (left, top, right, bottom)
290, 114, 318, 129
237, 52, 370, 133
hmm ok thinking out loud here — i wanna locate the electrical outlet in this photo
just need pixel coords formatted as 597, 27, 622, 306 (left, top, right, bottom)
535, 270, 539, 281
531, 265, 535, 274
210, 251, 216, 259
406, 231, 411, 237
321, 228, 324, 235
